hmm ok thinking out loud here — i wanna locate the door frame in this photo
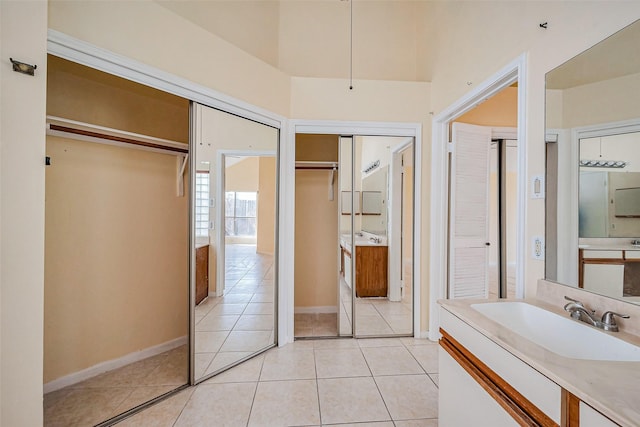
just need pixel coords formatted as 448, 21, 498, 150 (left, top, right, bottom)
429, 53, 527, 341
388, 138, 414, 302
217, 150, 278, 297
283, 121, 423, 344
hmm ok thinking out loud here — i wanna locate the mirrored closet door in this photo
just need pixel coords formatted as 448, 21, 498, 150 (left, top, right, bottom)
351, 136, 415, 337
192, 104, 278, 382
294, 133, 415, 339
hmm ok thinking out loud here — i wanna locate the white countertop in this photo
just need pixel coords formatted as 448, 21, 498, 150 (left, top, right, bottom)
439, 298, 640, 426
339, 233, 387, 251
579, 244, 640, 251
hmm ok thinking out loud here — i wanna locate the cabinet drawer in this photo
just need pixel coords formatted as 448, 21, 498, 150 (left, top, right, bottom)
625, 250, 640, 260
579, 402, 619, 427
440, 307, 561, 423
439, 347, 519, 426
582, 250, 623, 259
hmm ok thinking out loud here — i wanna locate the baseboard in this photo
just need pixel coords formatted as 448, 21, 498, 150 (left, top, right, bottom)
294, 306, 338, 314
44, 335, 187, 394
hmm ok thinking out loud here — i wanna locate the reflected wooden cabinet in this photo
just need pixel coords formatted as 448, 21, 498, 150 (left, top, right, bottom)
355, 245, 388, 297
196, 245, 209, 305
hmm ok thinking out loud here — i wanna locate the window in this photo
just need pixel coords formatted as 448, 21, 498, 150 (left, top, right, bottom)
225, 192, 257, 236
195, 173, 210, 237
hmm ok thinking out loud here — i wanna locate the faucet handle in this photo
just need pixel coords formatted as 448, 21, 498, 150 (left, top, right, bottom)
564, 295, 584, 305
563, 296, 595, 314
601, 311, 630, 332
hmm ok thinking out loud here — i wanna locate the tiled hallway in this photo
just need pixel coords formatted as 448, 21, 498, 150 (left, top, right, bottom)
118, 337, 440, 426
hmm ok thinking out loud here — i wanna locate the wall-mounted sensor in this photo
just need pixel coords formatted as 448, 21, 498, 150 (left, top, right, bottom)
531, 175, 545, 199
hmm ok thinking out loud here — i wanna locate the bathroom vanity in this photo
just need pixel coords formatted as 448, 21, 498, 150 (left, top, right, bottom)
579, 242, 640, 300
439, 280, 640, 426
195, 243, 209, 305
340, 234, 388, 297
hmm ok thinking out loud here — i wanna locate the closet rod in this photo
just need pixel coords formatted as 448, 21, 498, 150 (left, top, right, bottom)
295, 166, 338, 170
49, 124, 189, 154
295, 161, 338, 170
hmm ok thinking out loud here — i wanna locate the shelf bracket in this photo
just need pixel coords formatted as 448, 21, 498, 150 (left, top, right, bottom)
177, 154, 189, 197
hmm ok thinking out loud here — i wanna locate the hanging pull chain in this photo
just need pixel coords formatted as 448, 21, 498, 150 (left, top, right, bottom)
349, 0, 353, 90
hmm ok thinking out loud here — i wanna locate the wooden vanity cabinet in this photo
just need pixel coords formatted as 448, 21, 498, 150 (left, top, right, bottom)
195, 245, 209, 305
340, 244, 388, 297
355, 245, 388, 297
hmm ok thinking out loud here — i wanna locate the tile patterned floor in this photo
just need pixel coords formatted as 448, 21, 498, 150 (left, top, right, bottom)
44, 346, 188, 427
195, 244, 276, 379
117, 337, 440, 427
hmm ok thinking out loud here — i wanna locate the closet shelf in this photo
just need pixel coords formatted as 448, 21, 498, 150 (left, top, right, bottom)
46, 116, 189, 197
46, 116, 188, 155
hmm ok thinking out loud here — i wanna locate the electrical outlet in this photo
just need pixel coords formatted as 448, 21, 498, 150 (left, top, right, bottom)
532, 236, 545, 260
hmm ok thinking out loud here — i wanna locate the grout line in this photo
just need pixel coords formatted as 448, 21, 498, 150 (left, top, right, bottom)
170, 387, 195, 427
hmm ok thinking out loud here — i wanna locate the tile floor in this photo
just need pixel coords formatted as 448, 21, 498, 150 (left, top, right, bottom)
117, 337, 440, 427
296, 260, 414, 338
44, 345, 188, 427
195, 244, 276, 379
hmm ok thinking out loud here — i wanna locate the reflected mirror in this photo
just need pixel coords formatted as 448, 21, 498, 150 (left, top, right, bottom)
192, 104, 278, 382
545, 19, 640, 304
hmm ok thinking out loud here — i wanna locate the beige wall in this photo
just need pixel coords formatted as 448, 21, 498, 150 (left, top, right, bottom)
456, 86, 518, 128
155, 0, 280, 68
296, 134, 339, 162
44, 136, 188, 382
295, 170, 339, 309
257, 157, 277, 255
1, 1, 47, 424
47, 55, 189, 142
226, 157, 259, 192
428, 1, 640, 297
561, 72, 640, 129
48, 0, 291, 116
278, 1, 428, 81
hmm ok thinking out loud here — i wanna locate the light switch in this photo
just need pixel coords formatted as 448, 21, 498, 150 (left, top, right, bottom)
531, 175, 545, 199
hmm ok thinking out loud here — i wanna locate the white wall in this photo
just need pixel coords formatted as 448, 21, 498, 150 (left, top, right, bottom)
0, 1, 47, 425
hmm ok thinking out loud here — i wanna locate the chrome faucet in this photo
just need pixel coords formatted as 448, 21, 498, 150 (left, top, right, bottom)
563, 296, 629, 332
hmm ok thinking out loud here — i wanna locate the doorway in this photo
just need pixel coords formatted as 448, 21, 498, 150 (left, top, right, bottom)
429, 54, 527, 340
293, 133, 416, 338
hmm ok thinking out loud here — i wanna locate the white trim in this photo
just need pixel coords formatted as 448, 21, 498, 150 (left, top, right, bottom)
563, 118, 640, 285
429, 53, 528, 341
43, 336, 187, 394
282, 120, 423, 344
294, 306, 338, 314
47, 30, 285, 129
216, 150, 277, 297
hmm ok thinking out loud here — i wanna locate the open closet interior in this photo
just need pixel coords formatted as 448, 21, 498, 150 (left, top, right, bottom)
43, 55, 190, 426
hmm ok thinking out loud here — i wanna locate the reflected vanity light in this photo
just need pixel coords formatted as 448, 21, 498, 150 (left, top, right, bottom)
579, 159, 627, 168
362, 160, 380, 173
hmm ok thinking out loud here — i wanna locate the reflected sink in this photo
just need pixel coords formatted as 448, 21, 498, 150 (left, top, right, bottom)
471, 302, 640, 362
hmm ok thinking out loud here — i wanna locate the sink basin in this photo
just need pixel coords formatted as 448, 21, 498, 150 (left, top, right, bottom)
471, 302, 640, 362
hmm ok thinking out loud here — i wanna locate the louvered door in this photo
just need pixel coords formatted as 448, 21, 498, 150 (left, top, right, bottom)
449, 123, 492, 299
